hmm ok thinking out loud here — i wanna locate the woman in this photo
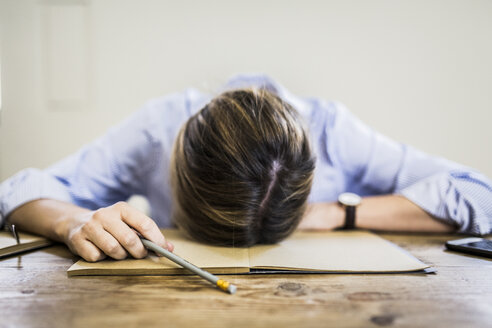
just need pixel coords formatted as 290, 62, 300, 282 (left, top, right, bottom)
1, 74, 491, 262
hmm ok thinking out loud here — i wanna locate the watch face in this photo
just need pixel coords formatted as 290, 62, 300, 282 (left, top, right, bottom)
338, 192, 361, 206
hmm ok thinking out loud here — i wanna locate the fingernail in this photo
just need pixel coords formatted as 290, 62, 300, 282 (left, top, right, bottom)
166, 241, 174, 251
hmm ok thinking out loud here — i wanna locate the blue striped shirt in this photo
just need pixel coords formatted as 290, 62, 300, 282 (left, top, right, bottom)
1, 74, 491, 234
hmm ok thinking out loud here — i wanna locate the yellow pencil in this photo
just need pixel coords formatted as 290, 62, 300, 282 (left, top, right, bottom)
139, 237, 237, 294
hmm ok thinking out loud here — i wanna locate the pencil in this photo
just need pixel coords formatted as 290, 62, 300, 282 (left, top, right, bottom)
139, 237, 237, 294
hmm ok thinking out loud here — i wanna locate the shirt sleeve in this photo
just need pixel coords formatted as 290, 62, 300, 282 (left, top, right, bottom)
0, 103, 162, 227
327, 102, 492, 235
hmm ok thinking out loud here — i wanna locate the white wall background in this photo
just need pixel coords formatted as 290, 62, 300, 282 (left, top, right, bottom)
1, 0, 491, 182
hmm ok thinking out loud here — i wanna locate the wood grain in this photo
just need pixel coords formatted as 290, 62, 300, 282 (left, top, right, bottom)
0, 234, 491, 328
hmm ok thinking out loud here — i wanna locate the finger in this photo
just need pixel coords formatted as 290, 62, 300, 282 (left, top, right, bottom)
101, 217, 148, 259
86, 227, 128, 260
117, 203, 168, 250
149, 239, 175, 257
75, 238, 106, 262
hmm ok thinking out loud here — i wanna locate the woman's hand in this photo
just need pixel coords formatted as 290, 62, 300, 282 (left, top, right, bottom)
57, 201, 173, 262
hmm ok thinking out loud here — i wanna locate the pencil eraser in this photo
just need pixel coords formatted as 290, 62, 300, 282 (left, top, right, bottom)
228, 284, 237, 294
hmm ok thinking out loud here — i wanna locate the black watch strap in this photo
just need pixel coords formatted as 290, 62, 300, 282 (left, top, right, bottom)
344, 206, 356, 229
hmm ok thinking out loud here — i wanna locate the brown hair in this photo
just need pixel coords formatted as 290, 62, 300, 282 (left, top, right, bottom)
170, 88, 315, 246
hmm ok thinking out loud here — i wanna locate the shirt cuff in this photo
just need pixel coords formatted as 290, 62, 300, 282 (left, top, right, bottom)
0, 168, 73, 227
398, 172, 491, 235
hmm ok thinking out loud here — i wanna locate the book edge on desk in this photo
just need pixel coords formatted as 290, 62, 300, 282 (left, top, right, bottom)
67, 262, 432, 277
248, 267, 435, 274
67, 263, 252, 277
0, 240, 55, 259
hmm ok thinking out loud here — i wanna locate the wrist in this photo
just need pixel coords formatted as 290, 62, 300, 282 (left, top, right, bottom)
299, 202, 345, 230
332, 203, 346, 229
338, 193, 362, 229
52, 213, 72, 243
52, 208, 91, 243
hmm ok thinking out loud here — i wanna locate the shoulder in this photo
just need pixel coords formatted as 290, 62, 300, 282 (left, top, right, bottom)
134, 88, 211, 144
222, 73, 343, 126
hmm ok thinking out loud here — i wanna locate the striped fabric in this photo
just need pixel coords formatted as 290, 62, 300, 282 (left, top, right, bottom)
1, 74, 491, 234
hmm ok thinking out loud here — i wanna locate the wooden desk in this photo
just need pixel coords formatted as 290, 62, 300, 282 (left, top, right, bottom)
1, 233, 491, 328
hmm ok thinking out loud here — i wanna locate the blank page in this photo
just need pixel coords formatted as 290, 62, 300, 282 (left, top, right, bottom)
0, 232, 47, 249
0, 232, 53, 259
249, 230, 429, 272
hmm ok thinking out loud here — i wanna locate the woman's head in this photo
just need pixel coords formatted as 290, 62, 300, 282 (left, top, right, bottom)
171, 88, 315, 246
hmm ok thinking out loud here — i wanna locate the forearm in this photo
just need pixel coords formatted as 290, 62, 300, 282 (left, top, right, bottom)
7, 199, 91, 242
7, 198, 172, 262
357, 195, 455, 232
300, 194, 456, 233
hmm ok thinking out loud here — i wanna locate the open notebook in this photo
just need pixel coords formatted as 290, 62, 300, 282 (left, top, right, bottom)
0, 231, 54, 259
68, 229, 430, 276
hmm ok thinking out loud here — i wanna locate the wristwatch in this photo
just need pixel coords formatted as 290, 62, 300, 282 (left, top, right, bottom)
338, 192, 362, 229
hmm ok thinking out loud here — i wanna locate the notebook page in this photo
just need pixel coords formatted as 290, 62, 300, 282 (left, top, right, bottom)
249, 230, 429, 272
0, 232, 47, 248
